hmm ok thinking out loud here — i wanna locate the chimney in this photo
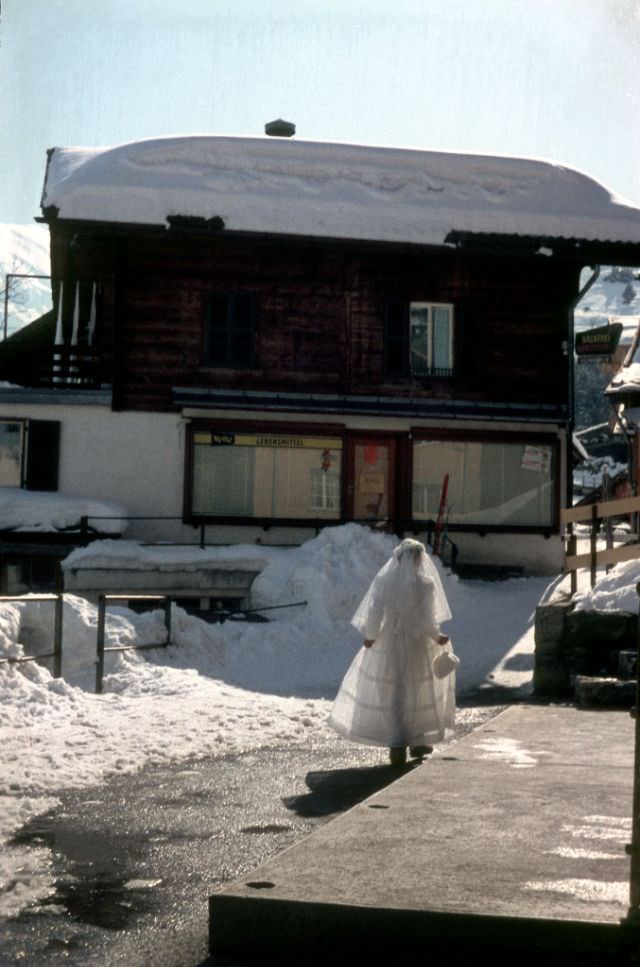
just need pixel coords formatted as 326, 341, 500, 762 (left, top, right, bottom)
265, 119, 296, 138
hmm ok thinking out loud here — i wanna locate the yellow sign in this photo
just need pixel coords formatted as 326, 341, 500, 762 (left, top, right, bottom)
194, 432, 342, 450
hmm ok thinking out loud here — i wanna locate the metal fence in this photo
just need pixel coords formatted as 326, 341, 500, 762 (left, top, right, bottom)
96, 593, 172, 694
0, 593, 63, 677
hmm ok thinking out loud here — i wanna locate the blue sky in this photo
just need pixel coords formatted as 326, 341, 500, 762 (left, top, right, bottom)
2, 0, 639, 223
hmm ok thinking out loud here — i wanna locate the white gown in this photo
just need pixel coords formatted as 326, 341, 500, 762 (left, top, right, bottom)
328, 542, 456, 748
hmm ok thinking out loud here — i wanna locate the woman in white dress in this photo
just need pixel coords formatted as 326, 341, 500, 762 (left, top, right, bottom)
328, 538, 456, 766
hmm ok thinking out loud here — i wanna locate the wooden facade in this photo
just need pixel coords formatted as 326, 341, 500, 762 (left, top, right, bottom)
48, 225, 579, 416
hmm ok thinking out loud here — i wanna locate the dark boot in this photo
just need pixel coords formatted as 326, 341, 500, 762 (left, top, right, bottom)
389, 746, 407, 766
409, 745, 433, 758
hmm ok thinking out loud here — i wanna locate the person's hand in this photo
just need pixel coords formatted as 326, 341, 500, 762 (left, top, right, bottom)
437, 634, 449, 645
363, 639, 375, 648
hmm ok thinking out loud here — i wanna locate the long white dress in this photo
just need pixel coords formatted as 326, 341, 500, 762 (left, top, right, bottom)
328, 542, 456, 748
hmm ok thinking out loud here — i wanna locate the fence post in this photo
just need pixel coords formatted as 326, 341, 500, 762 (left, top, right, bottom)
200, 522, 206, 549
590, 504, 599, 588
53, 593, 63, 678
96, 594, 106, 694
624, 583, 640, 926
164, 596, 172, 647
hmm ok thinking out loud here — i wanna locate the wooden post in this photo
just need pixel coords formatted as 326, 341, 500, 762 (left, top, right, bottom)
568, 530, 577, 597
624, 583, 640, 925
590, 504, 599, 588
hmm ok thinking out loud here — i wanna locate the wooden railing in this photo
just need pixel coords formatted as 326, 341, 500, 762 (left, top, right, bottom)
562, 494, 640, 591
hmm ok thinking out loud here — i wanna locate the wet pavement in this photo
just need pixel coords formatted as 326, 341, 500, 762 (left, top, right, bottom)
0, 704, 503, 967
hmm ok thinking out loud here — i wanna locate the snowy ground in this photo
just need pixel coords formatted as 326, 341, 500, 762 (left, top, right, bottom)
1, 524, 551, 920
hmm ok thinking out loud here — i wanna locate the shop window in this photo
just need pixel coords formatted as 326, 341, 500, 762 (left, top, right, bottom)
191, 431, 342, 520
412, 438, 554, 527
205, 291, 256, 367
385, 301, 454, 376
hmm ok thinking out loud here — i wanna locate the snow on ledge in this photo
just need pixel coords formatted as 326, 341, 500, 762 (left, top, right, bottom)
0, 488, 127, 535
62, 539, 276, 572
42, 135, 640, 247
573, 558, 640, 613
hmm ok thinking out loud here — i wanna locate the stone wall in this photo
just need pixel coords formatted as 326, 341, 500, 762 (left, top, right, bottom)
534, 595, 637, 696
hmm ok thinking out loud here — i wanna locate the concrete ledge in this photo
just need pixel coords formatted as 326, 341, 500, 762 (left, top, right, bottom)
210, 895, 626, 961
209, 705, 635, 963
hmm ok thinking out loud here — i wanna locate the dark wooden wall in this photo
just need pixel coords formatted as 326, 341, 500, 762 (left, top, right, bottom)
49, 227, 579, 413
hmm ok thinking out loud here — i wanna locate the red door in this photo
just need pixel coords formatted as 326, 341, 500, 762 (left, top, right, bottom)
347, 436, 397, 528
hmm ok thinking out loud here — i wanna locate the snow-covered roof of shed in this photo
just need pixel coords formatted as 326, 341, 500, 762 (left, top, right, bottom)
41, 135, 640, 247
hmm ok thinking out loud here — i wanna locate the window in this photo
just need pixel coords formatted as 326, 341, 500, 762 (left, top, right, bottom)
412, 437, 554, 527
0, 422, 23, 486
191, 431, 343, 519
205, 291, 256, 367
0, 419, 60, 491
385, 301, 453, 376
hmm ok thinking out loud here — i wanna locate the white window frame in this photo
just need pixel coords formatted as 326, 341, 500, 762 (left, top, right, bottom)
409, 302, 454, 375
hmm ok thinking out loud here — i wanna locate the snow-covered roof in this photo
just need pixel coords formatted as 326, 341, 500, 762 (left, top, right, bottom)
41, 136, 640, 248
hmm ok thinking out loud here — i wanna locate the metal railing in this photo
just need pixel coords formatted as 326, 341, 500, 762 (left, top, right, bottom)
96, 593, 172, 694
0, 593, 63, 677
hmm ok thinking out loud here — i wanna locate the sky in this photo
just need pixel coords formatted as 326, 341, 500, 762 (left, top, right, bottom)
2, 0, 640, 224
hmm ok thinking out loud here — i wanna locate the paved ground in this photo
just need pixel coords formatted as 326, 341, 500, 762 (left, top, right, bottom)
211, 704, 639, 966
0, 703, 494, 967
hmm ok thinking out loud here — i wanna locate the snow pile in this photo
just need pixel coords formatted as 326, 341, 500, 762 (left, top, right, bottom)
42, 136, 640, 246
0, 524, 549, 920
573, 559, 640, 613
0, 487, 127, 534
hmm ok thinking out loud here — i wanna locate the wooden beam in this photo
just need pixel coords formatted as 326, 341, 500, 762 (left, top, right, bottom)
561, 494, 640, 524
566, 542, 640, 570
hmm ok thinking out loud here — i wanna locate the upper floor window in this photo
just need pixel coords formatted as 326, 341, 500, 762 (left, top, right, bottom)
385, 301, 454, 377
205, 291, 256, 367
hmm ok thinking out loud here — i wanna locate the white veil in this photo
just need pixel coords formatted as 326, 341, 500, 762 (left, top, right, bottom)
352, 538, 452, 640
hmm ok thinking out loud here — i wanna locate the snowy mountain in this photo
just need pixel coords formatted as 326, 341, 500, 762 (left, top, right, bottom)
0, 224, 52, 339
575, 265, 640, 341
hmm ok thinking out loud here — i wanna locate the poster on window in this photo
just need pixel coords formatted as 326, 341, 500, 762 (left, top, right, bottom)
358, 471, 385, 495
521, 445, 551, 474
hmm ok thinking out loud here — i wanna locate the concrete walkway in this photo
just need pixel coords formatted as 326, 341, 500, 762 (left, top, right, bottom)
210, 704, 639, 963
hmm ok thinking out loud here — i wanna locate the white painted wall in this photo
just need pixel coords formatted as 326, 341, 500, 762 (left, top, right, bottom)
0, 399, 189, 541
0, 394, 568, 571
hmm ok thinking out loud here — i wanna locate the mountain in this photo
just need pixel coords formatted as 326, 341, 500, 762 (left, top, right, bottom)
0, 224, 52, 339
575, 265, 640, 341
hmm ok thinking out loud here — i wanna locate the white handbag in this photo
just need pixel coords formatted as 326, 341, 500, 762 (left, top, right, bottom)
433, 645, 460, 679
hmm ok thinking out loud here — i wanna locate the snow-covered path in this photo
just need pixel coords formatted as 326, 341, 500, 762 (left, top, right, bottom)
1, 525, 548, 919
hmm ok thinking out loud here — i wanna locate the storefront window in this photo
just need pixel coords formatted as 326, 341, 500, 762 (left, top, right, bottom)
192, 431, 342, 519
412, 438, 554, 526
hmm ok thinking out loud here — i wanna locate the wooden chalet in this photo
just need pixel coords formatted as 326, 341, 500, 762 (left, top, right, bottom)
3, 135, 640, 575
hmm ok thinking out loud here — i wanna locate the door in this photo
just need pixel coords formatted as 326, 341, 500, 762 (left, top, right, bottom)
347, 436, 397, 528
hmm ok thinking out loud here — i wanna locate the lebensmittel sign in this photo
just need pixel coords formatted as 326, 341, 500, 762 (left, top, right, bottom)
193, 432, 342, 449
575, 322, 623, 358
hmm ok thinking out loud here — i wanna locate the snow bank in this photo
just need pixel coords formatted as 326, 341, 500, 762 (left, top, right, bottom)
0, 487, 127, 534
573, 559, 640, 613
0, 524, 549, 919
42, 135, 640, 246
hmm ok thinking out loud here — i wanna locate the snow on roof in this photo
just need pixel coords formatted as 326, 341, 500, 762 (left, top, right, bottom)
41, 135, 640, 248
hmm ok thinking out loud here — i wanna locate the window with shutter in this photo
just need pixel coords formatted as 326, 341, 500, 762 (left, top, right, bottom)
205, 291, 256, 367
